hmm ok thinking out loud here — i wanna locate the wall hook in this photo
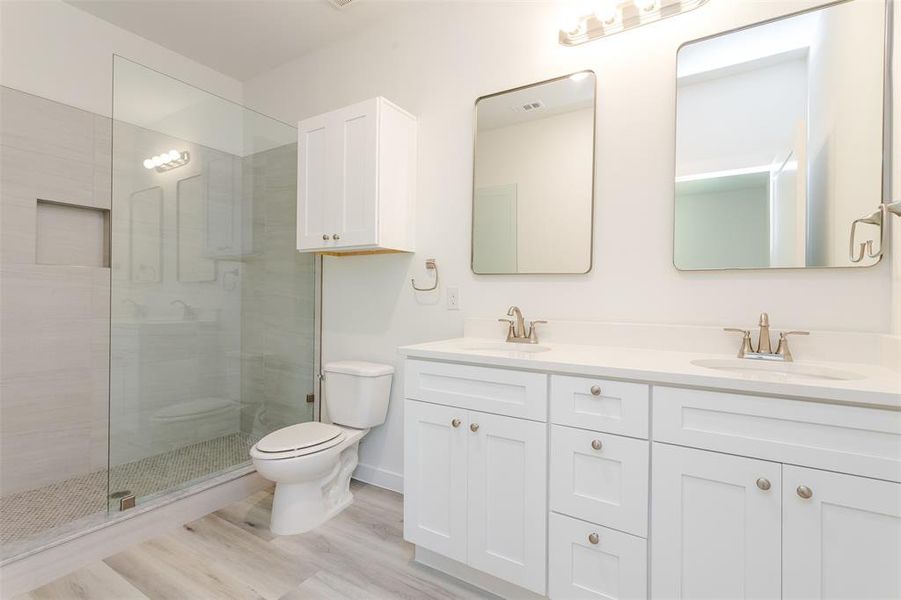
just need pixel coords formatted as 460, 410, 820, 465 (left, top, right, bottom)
411, 258, 439, 292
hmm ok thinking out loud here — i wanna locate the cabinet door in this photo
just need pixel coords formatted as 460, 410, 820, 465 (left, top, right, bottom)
328, 98, 378, 248
296, 112, 332, 251
549, 512, 647, 600
651, 444, 781, 600
403, 400, 467, 562
783, 466, 901, 600
468, 411, 547, 594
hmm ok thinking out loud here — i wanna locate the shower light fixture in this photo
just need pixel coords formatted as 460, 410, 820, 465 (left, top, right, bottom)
143, 149, 190, 172
559, 0, 708, 45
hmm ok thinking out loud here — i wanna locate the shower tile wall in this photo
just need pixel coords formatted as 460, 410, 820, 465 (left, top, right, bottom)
0, 86, 111, 496
241, 143, 315, 436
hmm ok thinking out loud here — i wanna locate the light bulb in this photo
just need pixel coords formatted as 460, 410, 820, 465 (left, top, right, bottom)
634, 0, 658, 11
168, 149, 181, 162
143, 158, 154, 169
558, 1, 588, 34
594, 0, 619, 24
152, 155, 164, 167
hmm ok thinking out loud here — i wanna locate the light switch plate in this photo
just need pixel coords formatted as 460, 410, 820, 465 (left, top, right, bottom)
446, 286, 460, 310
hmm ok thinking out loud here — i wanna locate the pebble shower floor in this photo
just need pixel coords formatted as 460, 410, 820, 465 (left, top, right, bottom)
0, 432, 258, 558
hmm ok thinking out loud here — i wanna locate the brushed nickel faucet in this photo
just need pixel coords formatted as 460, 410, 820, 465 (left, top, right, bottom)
499, 306, 546, 344
724, 313, 808, 362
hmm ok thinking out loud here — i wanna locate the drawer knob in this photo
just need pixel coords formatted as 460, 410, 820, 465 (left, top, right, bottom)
797, 485, 813, 499
591, 439, 603, 450
590, 385, 601, 396
470, 423, 479, 432
322, 234, 329, 241
588, 532, 599, 545
451, 418, 461, 428
332, 233, 340, 240
756, 478, 771, 491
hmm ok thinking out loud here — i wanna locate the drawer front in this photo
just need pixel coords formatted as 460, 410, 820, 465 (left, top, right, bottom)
550, 425, 649, 537
405, 359, 547, 421
549, 512, 647, 600
654, 386, 901, 483
551, 375, 649, 438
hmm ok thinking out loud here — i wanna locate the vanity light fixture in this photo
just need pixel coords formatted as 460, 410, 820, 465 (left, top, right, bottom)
559, 0, 709, 46
143, 149, 190, 172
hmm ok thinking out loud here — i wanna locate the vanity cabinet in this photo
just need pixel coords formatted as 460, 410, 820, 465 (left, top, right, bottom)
404, 393, 548, 594
401, 350, 900, 600
296, 96, 416, 254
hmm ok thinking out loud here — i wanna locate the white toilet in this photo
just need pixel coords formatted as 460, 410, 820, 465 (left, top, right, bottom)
250, 361, 393, 535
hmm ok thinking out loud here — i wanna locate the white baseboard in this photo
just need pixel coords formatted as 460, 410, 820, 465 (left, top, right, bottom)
415, 546, 544, 600
352, 462, 403, 493
0, 470, 270, 597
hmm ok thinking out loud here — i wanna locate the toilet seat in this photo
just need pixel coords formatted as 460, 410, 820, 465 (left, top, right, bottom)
251, 422, 346, 460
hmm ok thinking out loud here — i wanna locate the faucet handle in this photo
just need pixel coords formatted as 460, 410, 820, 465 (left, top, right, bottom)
723, 328, 753, 358
527, 320, 547, 343
775, 330, 809, 363
498, 317, 515, 341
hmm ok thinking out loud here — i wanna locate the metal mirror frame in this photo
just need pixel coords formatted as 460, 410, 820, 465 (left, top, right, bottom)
471, 70, 598, 275
671, 0, 893, 271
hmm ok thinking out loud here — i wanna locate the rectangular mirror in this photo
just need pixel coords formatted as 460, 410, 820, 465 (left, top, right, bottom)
674, 0, 887, 270
472, 71, 596, 274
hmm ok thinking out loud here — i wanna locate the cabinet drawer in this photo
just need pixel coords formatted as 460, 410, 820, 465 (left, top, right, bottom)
550, 425, 649, 537
654, 386, 901, 483
405, 359, 547, 421
549, 512, 647, 600
551, 375, 648, 438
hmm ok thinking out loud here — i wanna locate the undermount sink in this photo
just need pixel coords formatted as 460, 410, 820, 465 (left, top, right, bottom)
459, 342, 552, 354
691, 358, 865, 382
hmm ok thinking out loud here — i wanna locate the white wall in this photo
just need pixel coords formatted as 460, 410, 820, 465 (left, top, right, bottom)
0, 0, 242, 116
244, 0, 895, 489
894, 0, 901, 336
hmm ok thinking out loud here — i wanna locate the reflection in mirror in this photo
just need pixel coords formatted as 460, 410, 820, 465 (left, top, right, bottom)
129, 187, 162, 283
673, 0, 886, 270
472, 72, 595, 274
176, 175, 217, 282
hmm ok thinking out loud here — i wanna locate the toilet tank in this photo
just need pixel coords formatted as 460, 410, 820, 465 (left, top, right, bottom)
323, 361, 394, 428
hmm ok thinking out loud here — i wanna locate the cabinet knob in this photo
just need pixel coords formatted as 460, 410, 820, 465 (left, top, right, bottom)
470, 423, 479, 432
322, 234, 329, 241
591, 439, 603, 450
796, 485, 813, 499
590, 385, 601, 396
756, 478, 771, 491
588, 532, 599, 545
451, 418, 461, 428
332, 233, 340, 240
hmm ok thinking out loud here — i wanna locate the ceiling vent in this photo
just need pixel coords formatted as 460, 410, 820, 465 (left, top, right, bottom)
327, 0, 357, 8
512, 100, 546, 113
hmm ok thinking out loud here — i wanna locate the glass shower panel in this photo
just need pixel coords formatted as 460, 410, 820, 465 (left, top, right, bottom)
110, 57, 313, 507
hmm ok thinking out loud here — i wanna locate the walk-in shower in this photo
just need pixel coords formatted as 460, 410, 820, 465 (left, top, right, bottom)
0, 57, 316, 562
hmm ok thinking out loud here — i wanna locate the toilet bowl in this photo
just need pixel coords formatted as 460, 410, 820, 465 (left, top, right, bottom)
250, 361, 393, 535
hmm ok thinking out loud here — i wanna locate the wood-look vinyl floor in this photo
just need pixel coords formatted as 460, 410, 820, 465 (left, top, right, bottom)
17, 482, 494, 600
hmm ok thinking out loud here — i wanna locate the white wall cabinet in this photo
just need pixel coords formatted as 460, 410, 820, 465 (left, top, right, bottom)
404, 399, 547, 594
297, 96, 416, 253
651, 443, 782, 600
783, 466, 901, 600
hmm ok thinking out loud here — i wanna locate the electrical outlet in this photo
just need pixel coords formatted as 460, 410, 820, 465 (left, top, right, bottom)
446, 286, 460, 310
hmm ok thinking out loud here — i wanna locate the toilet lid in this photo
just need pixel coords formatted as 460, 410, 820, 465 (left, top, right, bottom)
255, 422, 343, 454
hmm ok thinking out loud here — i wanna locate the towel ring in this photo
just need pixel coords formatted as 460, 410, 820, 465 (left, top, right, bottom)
411, 258, 439, 292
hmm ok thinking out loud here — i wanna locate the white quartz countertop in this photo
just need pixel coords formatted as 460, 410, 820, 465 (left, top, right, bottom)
399, 338, 901, 409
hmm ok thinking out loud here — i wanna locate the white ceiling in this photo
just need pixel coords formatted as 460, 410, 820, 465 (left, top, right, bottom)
65, 0, 410, 81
